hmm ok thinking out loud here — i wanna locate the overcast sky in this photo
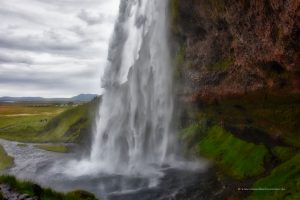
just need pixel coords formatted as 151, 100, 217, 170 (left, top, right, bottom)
0, 0, 120, 97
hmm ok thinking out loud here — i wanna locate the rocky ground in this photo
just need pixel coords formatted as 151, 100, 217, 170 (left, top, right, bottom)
0, 184, 38, 200
172, 0, 300, 100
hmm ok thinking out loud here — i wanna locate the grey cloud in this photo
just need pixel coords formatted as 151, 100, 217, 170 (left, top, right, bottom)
69, 26, 85, 37
0, 7, 45, 26
0, 53, 33, 65
0, 0, 119, 97
0, 68, 96, 89
78, 10, 105, 25
0, 34, 79, 53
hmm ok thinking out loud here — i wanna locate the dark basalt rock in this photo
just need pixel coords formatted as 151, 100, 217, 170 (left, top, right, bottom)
174, 0, 300, 100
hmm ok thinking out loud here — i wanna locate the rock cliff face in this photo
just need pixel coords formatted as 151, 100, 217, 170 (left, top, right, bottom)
173, 0, 300, 101
173, 1, 300, 199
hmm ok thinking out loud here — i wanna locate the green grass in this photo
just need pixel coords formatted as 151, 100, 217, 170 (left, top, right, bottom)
271, 146, 297, 162
247, 154, 300, 200
42, 103, 94, 142
180, 119, 208, 145
0, 103, 69, 142
194, 91, 300, 147
0, 99, 99, 143
198, 125, 268, 179
0, 103, 66, 115
34, 144, 69, 153
0, 145, 14, 170
0, 175, 98, 200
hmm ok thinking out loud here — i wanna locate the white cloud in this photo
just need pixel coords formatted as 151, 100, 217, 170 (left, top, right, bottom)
0, 0, 120, 97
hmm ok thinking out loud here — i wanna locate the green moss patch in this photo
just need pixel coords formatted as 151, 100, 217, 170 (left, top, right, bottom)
170, 0, 180, 33
247, 154, 300, 200
271, 146, 297, 162
196, 91, 300, 148
0, 145, 13, 170
198, 125, 268, 179
181, 122, 205, 143
207, 57, 233, 71
34, 144, 69, 153
0, 175, 98, 200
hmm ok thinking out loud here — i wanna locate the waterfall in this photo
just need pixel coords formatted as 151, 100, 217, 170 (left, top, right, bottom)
59, 0, 196, 178
89, 0, 177, 175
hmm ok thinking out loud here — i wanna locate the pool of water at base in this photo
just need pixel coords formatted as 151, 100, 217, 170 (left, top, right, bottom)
0, 139, 221, 200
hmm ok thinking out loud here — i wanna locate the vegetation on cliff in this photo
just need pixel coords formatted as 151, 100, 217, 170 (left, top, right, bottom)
0, 145, 13, 170
198, 125, 268, 179
172, 0, 300, 199
248, 153, 300, 200
0, 175, 98, 200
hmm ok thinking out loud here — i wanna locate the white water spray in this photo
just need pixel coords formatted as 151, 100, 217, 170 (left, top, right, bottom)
61, 0, 201, 178
90, 0, 177, 175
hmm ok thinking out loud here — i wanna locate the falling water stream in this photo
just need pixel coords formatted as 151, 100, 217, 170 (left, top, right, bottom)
62, 0, 193, 177
90, 0, 177, 175
1, 0, 221, 199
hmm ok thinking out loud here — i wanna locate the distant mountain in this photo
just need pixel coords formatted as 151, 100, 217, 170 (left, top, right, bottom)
70, 94, 98, 102
0, 94, 98, 103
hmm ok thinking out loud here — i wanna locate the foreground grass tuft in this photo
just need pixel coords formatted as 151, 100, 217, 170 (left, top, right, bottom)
0, 145, 13, 170
0, 175, 98, 200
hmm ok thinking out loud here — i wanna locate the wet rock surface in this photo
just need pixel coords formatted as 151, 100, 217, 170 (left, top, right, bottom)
174, 0, 300, 100
0, 184, 37, 200
108, 168, 223, 200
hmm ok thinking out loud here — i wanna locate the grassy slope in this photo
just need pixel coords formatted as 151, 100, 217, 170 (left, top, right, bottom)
0, 99, 98, 143
197, 91, 300, 147
0, 175, 98, 200
42, 102, 96, 142
181, 124, 268, 179
198, 126, 268, 179
0, 145, 13, 170
180, 90, 300, 199
0, 103, 69, 142
247, 154, 300, 200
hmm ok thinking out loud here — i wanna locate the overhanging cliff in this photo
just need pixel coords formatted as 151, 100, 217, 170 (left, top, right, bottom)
172, 0, 299, 100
